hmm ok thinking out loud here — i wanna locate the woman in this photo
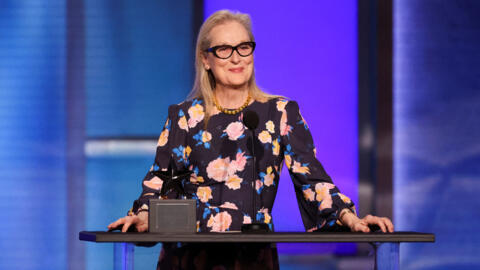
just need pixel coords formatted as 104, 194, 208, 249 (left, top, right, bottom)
108, 10, 393, 269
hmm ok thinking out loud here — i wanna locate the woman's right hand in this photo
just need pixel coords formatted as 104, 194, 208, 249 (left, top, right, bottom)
107, 211, 149, 233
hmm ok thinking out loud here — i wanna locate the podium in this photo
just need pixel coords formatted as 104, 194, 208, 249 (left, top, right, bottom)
79, 231, 434, 270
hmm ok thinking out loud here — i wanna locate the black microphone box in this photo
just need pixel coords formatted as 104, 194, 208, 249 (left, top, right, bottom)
148, 199, 196, 233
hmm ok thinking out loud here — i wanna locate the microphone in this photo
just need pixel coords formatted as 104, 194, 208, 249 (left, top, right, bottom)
243, 110, 259, 130
241, 110, 270, 233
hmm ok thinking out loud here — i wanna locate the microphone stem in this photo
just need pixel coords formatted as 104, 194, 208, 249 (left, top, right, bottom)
251, 129, 256, 222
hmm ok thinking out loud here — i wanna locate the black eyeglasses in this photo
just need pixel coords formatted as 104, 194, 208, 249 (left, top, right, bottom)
206, 41, 256, 59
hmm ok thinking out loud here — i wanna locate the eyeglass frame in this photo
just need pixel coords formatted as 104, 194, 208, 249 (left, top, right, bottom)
205, 41, 256, 59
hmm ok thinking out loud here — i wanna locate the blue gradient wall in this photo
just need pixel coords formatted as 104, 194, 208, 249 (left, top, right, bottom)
0, 1, 67, 269
393, 0, 480, 269
83, 1, 195, 269
85, 1, 195, 138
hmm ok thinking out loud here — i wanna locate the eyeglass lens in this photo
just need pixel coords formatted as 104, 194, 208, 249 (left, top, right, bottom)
211, 42, 255, 59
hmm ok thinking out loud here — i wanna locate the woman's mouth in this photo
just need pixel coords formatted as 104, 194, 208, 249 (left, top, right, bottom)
228, 67, 244, 73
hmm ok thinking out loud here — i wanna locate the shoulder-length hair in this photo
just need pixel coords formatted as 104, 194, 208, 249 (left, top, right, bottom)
187, 10, 277, 127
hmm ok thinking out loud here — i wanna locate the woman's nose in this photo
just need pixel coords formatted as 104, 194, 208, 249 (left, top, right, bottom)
230, 50, 241, 63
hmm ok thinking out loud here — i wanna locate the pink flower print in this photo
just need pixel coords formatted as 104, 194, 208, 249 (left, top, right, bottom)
184, 146, 192, 160
315, 182, 335, 194
206, 157, 230, 182
276, 99, 288, 111
338, 193, 352, 204
303, 188, 315, 201
187, 103, 205, 128
292, 160, 310, 175
255, 179, 263, 192
315, 182, 335, 209
207, 215, 214, 227
265, 120, 275, 133
264, 175, 274, 186
157, 129, 169, 147
258, 130, 272, 144
196, 186, 213, 203
264, 212, 271, 224
225, 174, 242, 190
259, 208, 271, 223
189, 173, 204, 184
207, 211, 233, 232
280, 110, 292, 136
228, 151, 247, 175
220, 202, 238, 210
319, 196, 333, 210
284, 154, 292, 170
224, 121, 245, 140
272, 138, 280, 156
263, 167, 275, 187
178, 116, 188, 131
243, 215, 252, 224
202, 131, 212, 143
144, 176, 163, 190
264, 174, 274, 187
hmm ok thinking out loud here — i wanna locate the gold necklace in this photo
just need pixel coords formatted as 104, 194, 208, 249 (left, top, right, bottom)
214, 93, 251, 115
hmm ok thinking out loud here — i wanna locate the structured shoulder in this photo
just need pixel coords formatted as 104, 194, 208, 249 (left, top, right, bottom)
167, 98, 203, 116
177, 98, 204, 111
265, 96, 301, 112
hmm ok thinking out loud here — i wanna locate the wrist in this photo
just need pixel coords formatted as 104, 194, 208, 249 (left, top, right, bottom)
339, 208, 357, 228
136, 209, 149, 218
136, 210, 148, 222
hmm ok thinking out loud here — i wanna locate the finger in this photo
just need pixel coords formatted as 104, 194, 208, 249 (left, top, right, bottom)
107, 221, 118, 229
382, 217, 394, 232
364, 215, 388, 233
364, 214, 375, 223
137, 224, 148, 233
360, 224, 370, 233
122, 223, 131, 232
375, 218, 387, 233
354, 222, 370, 233
122, 220, 132, 232
108, 217, 125, 229
122, 216, 136, 233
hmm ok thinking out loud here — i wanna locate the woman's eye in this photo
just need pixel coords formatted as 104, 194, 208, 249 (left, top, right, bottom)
217, 46, 230, 52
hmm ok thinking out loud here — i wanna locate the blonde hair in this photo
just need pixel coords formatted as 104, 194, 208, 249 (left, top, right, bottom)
187, 10, 277, 127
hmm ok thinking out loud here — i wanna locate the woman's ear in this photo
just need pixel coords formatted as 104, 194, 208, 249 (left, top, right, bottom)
201, 52, 210, 70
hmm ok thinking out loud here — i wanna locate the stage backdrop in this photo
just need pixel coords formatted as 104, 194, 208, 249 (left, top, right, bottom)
393, 0, 480, 269
0, 1, 358, 269
0, 1, 68, 269
204, 0, 358, 255
83, 1, 196, 269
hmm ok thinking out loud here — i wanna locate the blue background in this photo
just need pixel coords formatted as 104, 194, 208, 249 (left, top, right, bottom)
393, 1, 480, 269
0, 0, 479, 269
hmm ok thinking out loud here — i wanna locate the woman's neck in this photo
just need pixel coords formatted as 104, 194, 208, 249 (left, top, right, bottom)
214, 85, 250, 109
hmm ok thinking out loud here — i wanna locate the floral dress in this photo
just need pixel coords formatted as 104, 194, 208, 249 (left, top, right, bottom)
131, 97, 356, 233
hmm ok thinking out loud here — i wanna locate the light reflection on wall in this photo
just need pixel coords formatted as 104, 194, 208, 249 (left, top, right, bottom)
393, 0, 480, 269
0, 1, 67, 269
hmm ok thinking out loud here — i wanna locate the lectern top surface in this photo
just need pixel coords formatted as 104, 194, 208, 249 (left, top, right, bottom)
79, 231, 435, 243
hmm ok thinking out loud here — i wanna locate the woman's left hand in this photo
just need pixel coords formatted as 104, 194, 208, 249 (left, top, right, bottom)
341, 211, 394, 233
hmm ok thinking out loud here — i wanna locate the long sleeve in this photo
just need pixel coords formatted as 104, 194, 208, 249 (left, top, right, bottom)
131, 104, 190, 214
279, 100, 356, 231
